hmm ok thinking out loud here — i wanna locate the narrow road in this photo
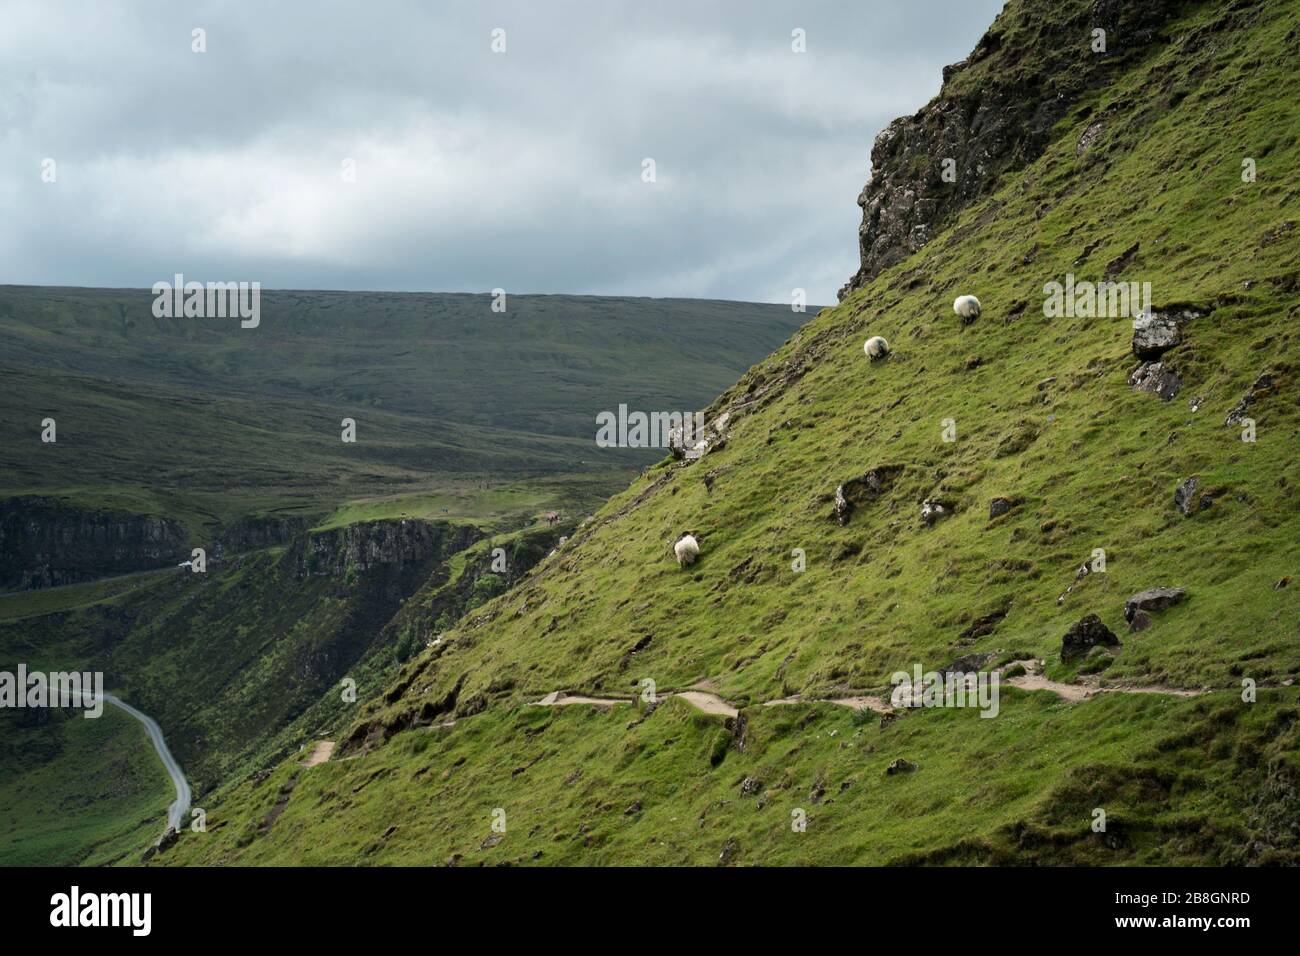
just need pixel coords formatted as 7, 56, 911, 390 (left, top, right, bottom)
74, 692, 191, 834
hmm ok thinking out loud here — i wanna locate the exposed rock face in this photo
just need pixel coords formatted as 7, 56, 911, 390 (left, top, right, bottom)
667, 411, 729, 463
1129, 361, 1183, 400
1061, 613, 1120, 662
0, 496, 188, 590
885, 758, 918, 775
1131, 310, 1186, 360
1124, 586, 1187, 622
1174, 476, 1204, 516
717, 838, 740, 865
293, 519, 480, 578
215, 514, 312, 558
839, 0, 1187, 298
942, 651, 994, 674
1225, 372, 1277, 425
989, 497, 1014, 519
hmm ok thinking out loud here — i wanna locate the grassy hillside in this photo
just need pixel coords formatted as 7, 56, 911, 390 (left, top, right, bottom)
0, 705, 173, 867
159, 0, 1300, 866
0, 292, 802, 864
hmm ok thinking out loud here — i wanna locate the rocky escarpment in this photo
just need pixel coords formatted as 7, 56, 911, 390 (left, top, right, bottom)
839, 0, 1188, 298
292, 519, 483, 578
0, 496, 187, 590
214, 514, 313, 559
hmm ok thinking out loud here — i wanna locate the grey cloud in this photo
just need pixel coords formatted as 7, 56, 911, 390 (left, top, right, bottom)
0, 0, 1004, 303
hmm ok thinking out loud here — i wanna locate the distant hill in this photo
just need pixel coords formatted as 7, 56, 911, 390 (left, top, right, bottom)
0, 287, 808, 534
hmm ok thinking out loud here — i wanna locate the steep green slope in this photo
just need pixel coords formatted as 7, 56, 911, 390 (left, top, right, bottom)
1, 292, 804, 863
169, 0, 1299, 865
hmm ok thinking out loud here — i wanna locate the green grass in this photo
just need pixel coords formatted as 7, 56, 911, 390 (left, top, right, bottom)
0, 291, 800, 862
0, 705, 173, 866
157, 0, 1300, 866
312, 472, 616, 532
158, 688, 1300, 866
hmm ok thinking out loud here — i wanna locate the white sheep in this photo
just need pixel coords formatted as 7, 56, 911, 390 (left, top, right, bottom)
673, 533, 700, 567
863, 335, 891, 361
953, 294, 981, 322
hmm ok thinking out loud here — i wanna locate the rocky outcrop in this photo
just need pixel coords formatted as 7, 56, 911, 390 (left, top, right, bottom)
0, 496, 187, 590
1061, 614, 1120, 662
214, 514, 312, 558
1129, 361, 1182, 401
1225, 371, 1278, 426
1174, 476, 1207, 516
667, 411, 730, 463
293, 519, 480, 578
840, 0, 1187, 298
1124, 586, 1187, 622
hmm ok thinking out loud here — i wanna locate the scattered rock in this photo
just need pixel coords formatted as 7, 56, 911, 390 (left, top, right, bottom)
1124, 586, 1187, 622
739, 777, 763, 796
1061, 614, 1120, 662
920, 499, 950, 526
1275, 576, 1290, 590
832, 485, 853, 526
1076, 119, 1105, 156
989, 497, 1014, 519
831, 465, 904, 525
1128, 610, 1152, 632
1174, 476, 1210, 516
942, 651, 994, 674
479, 833, 503, 850
1225, 372, 1276, 426
957, 605, 1008, 642
965, 356, 984, 370
157, 827, 179, 852
1128, 361, 1183, 401
624, 800, 642, 816
1104, 241, 1140, 278
885, 758, 918, 775
1131, 307, 1204, 360
718, 838, 740, 865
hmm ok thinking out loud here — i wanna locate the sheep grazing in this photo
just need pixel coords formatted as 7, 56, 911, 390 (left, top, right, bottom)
673, 533, 700, 567
863, 335, 891, 361
953, 294, 981, 324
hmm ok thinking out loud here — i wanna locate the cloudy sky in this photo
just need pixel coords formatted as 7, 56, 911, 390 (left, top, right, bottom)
1, 0, 1003, 304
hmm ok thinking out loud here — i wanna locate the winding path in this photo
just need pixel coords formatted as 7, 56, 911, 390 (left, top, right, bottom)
76, 692, 191, 834
532, 665, 1204, 718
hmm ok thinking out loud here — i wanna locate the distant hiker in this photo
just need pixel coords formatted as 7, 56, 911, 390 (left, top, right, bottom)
674, 532, 700, 567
